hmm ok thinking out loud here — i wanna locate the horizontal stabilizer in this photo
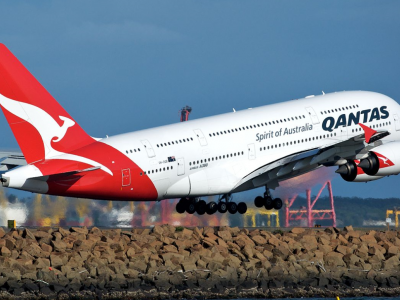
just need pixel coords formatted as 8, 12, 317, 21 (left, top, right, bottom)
32, 166, 100, 181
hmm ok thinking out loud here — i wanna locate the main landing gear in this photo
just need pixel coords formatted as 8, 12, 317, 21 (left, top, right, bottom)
176, 194, 248, 215
254, 187, 283, 210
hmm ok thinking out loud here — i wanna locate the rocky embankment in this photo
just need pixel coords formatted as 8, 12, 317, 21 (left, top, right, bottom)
1, 225, 400, 299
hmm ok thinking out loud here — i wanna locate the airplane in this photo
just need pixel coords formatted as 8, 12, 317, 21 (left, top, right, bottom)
0, 43, 399, 216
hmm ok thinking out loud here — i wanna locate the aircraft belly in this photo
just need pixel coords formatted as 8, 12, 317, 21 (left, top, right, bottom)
165, 176, 190, 198
189, 170, 208, 197
206, 166, 238, 194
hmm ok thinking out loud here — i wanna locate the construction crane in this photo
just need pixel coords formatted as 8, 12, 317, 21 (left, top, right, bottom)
179, 106, 192, 122
243, 207, 280, 227
386, 208, 400, 227
285, 181, 336, 227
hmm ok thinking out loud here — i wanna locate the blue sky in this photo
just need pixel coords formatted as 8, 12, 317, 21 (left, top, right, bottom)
0, 1, 400, 199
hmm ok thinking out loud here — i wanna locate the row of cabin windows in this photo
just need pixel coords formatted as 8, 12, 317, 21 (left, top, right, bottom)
126, 148, 141, 154
157, 138, 194, 148
141, 166, 174, 176
259, 133, 337, 151
208, 115, 307, 138
320, 104, 359, 115
189, 151, 245, 166
351, 121, 391, 133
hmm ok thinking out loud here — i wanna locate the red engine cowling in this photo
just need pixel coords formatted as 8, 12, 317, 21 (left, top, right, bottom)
358, 142, 400, 176
336, 159, 383, 182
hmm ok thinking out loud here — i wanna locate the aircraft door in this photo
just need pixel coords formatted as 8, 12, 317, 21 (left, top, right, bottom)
394, 114, 400, 131
193, 129, 208, 146
248, 144, 256, 160
177, 158, 185, 176
305, 107, 320, 124
141, 140, 155, 158
122, 168, 131, 186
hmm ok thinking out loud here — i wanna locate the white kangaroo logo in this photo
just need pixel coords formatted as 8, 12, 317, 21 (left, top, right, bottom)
378, 155, 390, 166
53, 116, 75, 142
0, 93, 112, 175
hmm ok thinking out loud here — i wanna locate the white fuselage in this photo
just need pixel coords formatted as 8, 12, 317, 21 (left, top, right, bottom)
100, 91, 400, 200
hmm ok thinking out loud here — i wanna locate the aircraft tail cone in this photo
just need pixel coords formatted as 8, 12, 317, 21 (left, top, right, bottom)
358, 159, 370, 169
335, 165, 348, 175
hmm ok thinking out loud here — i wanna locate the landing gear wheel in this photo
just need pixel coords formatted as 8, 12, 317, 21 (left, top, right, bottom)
237, 202, 247, 214
196, 200, 207, 215
186, 201, 196, 214
218, 202, 227, 214
254, 196, 264, 208
176, 200, 186, 214
273, 198, 283, 210
227, 202, 238, 214
264, 196, 273, 210
206, 202, 218, 215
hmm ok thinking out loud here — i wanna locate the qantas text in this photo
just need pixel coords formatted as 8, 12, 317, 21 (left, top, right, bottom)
322, 106, 389, 132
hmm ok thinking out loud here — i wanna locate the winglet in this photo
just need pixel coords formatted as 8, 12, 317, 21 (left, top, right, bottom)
359, 123, 377, 143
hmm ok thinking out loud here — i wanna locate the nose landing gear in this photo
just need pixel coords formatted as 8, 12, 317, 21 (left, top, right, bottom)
254, 187, 283, 211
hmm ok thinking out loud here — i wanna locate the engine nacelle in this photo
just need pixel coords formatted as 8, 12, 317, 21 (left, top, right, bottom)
359, 142, 400, 176
336, 160, 383, 182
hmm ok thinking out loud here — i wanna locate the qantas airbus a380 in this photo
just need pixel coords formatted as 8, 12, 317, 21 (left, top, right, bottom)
0, 43, 399, 216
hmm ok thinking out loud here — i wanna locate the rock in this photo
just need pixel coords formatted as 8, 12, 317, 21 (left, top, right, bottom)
152, 225, 164, 236
22, 272, 37, 280
251, 235, 267, 245
50, 254, 64, 268
181, 228, 193, 237
70, 226, 88, 235
34, 230, 51, 240
269, 265, 288, 277
369, 245, 385, 260
126, 247, 136, 258
4, 238, 15, 251
383, 254, 400, 269
360, 234, 377, 244
41, 243, 52, 253
217, 230, 232, 242
58, 227, 70, 237
343, 253, 359, 267
343, 225, 354, 232
181, 262, 196, 272
335, 244, 348, 255
51, 240, 67, 252
193, 227, 204, 239
324, 252, 345, 267
291, 228, 305, 234
338, 234, 349, 245
34, 258, 50, 269
1, 246, 11, 257
22, 228, 35, 240
387, 246, 399, 258
301, 235, 318, 251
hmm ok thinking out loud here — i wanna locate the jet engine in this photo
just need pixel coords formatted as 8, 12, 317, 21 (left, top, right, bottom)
358, 142, 400, 176
336, 160, 383, 182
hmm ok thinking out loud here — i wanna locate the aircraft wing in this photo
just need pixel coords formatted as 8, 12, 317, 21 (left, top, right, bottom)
233, 125, 389, 192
